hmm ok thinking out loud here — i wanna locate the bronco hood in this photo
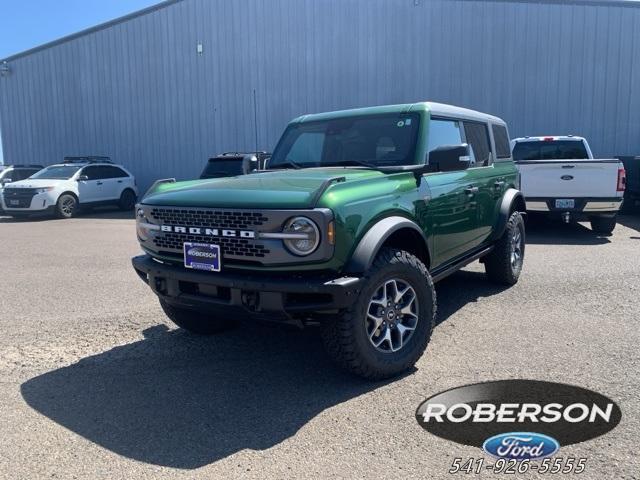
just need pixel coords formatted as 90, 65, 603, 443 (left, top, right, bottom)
142, 168, 384, 209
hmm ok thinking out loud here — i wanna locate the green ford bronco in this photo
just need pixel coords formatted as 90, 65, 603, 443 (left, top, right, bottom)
132, 102, 526, 379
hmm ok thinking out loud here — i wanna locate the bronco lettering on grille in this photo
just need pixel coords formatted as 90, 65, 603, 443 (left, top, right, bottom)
160, 225, 255, 239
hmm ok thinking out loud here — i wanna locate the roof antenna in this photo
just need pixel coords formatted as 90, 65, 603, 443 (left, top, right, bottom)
253, 89, 259, 153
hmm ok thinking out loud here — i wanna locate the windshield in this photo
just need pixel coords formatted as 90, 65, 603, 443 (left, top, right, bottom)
269, 113, 421, 169
513, 140, 589, 161
29, 165, 81, 180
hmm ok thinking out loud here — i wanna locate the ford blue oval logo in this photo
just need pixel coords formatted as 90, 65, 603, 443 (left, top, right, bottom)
483, 432, 559, 460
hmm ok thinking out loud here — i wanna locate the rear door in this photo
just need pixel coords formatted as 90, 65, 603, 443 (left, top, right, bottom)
461, 120, 503, 245
424, 118, 480, 265
99, 166, 130, 200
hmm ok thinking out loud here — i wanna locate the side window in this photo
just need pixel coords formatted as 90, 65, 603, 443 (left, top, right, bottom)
11, 170, 25, 181
427, 119, 463, 158
102, 166, 128, 178
82, 166, 101, 180
463, 122, 492, 167
492, 124, 511, 159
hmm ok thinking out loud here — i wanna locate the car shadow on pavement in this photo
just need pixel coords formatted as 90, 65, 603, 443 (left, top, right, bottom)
435, 270, 509, 325
525, 216, 611, 245
76, 208, 135, 220
618, 213, 640, 235
0, 207, 134, 222
20, 322, 394, 469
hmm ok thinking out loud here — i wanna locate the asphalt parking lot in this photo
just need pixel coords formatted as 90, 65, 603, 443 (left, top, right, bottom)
0, 210, 638, 479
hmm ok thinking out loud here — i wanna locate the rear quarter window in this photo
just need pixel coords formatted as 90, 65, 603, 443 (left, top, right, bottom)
492, 124, 511, 159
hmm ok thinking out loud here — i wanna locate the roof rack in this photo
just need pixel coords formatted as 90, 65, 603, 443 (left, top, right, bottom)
220, 151, 270, 158
63, 156, 112, 164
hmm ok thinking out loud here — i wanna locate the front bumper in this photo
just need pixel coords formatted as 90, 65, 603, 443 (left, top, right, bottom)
2, 191, 57, 212
132, 254, 362, 317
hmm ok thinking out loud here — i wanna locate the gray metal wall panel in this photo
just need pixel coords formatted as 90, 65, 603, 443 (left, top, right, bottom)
1, 0, 639, 190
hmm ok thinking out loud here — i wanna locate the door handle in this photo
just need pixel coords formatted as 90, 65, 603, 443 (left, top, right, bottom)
117, 180, 123, 183
464, 186, 479, 195
96, 181, 103, 185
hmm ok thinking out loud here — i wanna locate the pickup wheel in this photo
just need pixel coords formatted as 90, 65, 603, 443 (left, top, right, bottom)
55, 194, 78, 219
159, 300, 237, 334
484, 211, 525, 285
590, 215, 617, 235
322, 248, 436, 380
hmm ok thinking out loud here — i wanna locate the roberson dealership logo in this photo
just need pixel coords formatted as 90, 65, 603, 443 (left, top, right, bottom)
161, 225, 255, 238
415, 380, 622, 460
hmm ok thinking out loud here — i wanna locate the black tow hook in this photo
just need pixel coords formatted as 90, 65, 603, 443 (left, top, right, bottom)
241, 291, 259, 311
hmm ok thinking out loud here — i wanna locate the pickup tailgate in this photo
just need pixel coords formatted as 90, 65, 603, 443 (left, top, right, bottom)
517, 159, 622, 198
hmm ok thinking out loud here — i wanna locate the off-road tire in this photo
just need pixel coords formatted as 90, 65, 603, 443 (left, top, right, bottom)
118, 189, 136, 211
55, 194, 78, 219
322, 248, 436, 380
160, 300, 237, 334
590, 215, 617, 235
484, 211, 525, 285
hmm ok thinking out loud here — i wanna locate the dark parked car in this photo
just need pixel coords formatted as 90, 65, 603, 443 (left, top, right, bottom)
617, 156, 640, 212
199, 152, 270, 179
0, 164, 44, 212
0, 164, 44, 185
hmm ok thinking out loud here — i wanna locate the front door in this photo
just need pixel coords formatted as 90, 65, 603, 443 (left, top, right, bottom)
77, 166, 105, 203
424, 118, 480, 266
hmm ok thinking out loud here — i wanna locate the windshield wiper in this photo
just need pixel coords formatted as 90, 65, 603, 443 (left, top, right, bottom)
269, 159, 301, 170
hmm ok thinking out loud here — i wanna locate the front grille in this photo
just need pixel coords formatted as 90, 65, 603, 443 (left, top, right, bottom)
3, 188, 37, 208
154, 232, 269, 258
149, 207, 271, 259
149, 208, 268, 229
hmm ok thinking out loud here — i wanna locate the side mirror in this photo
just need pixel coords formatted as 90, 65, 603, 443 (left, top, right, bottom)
77, 175, 89, 181
428, 144, 471, 172
1, 178, 12, 185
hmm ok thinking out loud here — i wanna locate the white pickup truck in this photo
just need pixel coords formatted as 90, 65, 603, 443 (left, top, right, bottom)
511, 136, 626, 234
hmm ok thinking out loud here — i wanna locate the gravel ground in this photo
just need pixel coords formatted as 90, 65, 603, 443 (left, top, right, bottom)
0, 210, 638, 479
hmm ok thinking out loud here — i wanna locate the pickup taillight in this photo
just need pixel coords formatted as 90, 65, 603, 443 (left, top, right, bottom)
617, 168, 626, 192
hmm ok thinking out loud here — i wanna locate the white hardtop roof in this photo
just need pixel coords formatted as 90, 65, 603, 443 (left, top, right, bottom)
425, 102, 506, 125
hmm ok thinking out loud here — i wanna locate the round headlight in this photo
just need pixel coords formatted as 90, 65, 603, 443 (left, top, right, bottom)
136, 208, 152, 241
283, 216, 320, 256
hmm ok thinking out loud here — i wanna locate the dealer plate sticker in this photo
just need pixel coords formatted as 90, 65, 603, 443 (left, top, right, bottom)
183, 242, 221, 272
555, 198, 575, 209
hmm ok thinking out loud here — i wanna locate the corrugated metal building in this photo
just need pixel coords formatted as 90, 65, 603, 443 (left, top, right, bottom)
0, 0, 639, 190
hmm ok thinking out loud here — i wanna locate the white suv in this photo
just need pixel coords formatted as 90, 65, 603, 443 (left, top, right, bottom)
1, 160, 138, 218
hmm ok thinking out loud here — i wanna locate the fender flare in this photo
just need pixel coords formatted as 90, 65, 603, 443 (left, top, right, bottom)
490, 188, 526, 241
344, 216, 429, 274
